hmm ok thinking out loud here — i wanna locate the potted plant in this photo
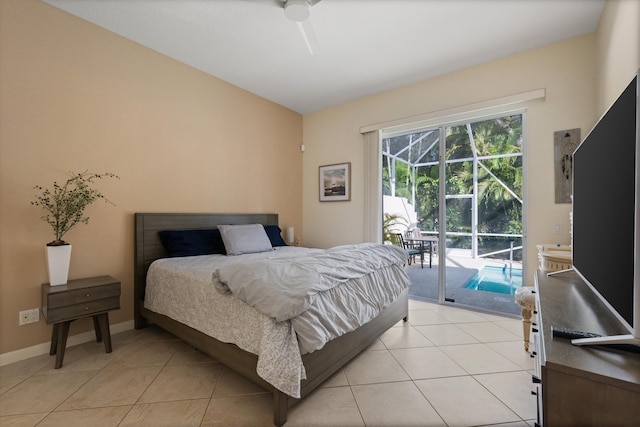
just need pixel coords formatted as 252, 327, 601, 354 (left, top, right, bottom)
383, 213, 407, 244
32, 171, 119, 285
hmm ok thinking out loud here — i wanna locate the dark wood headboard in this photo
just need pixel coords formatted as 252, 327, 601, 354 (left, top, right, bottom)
134, 212, 279, 328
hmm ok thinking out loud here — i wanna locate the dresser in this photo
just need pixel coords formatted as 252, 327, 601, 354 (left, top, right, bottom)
532, 270, 640, 426
41, 275, 121, 368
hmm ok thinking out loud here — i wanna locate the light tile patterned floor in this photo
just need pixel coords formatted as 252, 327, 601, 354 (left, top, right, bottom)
0, 299, 537, 426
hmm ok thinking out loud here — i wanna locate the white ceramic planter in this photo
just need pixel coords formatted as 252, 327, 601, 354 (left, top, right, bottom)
45, 244, 72, 286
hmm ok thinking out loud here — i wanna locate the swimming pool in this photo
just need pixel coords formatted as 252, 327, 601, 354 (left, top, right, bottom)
463, 266, 522, 294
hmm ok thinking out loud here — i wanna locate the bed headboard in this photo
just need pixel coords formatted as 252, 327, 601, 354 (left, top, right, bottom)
134, 212, 279, 328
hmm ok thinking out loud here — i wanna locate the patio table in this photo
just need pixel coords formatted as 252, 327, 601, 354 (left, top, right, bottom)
405, 235, 438, 268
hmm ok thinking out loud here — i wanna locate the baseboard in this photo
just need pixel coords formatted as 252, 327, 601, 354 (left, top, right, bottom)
0, 320, 134, 367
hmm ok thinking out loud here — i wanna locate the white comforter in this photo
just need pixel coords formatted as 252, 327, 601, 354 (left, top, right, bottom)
144, 245, 409, 398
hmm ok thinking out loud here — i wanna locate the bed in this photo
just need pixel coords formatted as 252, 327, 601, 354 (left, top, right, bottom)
134, 212, 409, 426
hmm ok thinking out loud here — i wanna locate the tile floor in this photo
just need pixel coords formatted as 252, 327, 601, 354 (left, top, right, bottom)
0, 299, 537, 426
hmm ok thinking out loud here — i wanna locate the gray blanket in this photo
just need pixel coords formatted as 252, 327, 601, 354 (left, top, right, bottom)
212, 243, 407, 321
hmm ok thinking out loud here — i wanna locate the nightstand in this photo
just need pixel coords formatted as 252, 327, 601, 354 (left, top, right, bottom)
41, 275, 121, 368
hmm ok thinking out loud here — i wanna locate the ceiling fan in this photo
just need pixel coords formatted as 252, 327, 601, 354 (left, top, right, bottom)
282, 0, 323, 55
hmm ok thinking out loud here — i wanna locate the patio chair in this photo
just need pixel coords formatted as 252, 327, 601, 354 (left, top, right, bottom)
407, 228, 438, 258
391, 233, 422, 267
405, 229, 438, 268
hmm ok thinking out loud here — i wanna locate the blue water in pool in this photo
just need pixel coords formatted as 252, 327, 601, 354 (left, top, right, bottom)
463, 266, 522, 294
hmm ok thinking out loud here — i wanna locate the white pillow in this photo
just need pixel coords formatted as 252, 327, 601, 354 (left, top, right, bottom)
218, 224, 274, 256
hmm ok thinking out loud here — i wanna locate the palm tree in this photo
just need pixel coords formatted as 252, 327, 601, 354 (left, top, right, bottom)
382, 213, 407, 243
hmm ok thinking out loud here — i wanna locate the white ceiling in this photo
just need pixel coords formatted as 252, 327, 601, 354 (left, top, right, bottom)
42, 0, 606, 114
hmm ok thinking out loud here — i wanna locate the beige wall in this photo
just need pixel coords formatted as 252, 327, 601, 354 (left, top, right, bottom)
301, 0, 639, 287
0, 0, 303, 355
302, 35, 598, 286
595, 0, 640, 113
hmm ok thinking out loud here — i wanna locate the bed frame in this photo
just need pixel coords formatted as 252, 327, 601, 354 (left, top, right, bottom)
134, 212, 408, 426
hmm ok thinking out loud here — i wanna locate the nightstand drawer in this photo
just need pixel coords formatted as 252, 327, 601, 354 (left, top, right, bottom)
45, 296, 120, 323
46, 282, 120, 309
41, 276, 121, 324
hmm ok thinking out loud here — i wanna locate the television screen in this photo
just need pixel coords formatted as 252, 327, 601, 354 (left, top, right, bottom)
572, 74, 637, 330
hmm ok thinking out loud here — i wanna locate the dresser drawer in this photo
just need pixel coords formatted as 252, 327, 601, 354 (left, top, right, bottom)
45, 296, 120, 323
46, 282, 120, 309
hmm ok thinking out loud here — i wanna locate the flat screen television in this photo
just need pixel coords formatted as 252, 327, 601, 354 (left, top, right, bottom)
571, 69, 640, 346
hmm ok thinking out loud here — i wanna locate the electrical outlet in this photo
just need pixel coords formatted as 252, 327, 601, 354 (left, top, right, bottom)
19, 308, 39, 326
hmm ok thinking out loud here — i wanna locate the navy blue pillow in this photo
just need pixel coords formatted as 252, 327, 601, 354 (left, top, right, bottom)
263, 225, 288, 247
159, 229, 226, 257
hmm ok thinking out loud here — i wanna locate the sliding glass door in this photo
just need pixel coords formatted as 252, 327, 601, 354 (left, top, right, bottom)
382, 112, 525, 315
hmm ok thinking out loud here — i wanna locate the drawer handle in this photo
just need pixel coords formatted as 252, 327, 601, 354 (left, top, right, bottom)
86, 293, 91, 297
85, 306, 89, 310
532, 328, 539, 333
532, 376, 541, 384
531, 390, 537, 396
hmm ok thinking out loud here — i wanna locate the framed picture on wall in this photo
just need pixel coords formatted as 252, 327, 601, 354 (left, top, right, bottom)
319, 162, 351, 202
